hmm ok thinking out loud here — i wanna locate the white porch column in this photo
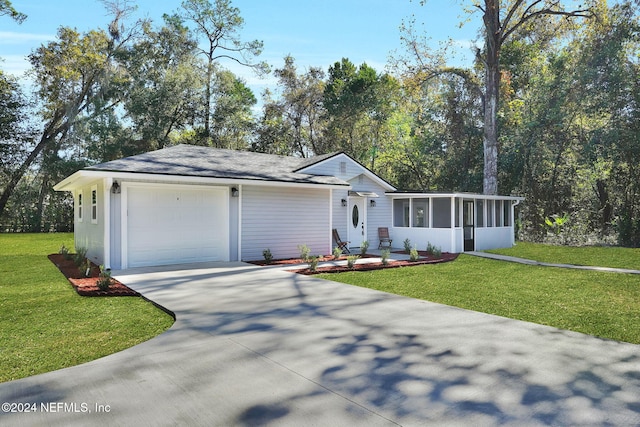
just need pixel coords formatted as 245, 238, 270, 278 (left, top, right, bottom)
103, 177, 112, 269
450, 196, 455, 253
237, 184, 243, 261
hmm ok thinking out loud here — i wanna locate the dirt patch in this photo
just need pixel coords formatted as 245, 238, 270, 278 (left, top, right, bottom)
48, 254, 139, 297
291, 253, 458, 275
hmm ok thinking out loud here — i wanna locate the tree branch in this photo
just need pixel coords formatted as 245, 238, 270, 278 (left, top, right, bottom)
502, 2, 592, 43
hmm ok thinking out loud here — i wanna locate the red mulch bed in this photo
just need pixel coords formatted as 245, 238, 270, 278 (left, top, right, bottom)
291, 252, 458, 275
248, 253, 377, 266
48, 254, 139, 297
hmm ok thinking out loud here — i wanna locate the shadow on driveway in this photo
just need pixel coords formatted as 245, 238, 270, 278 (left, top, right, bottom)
1, 262, 639, 426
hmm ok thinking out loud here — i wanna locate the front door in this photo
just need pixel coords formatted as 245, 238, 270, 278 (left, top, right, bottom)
463, 200, 475, 251
348, 197, 366, 248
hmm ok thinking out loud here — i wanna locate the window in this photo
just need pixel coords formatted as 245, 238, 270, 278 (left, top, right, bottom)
432, 198, 451, 228
455, 198, 461, 227
339, 161, 347, 174
487, 200, 494, 227
393, 199, 410, 227
352, 204, 359, 228
495, 200, 503, 227
477, 200, 484, 227
91, 185, 98, 224
412, 198, 429, 227
77, 191, 83, 222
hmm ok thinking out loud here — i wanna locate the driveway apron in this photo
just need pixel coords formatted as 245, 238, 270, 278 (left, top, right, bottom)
1, 262, 640, 426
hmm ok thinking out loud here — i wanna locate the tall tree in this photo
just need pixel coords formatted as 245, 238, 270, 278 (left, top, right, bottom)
209, 69, 256, 149
256, 56, 327, 157
324, 58, 399, 167
119, 14, 202, 154
474, 0, 592, 194
0, 5, 136, 219
179, 0, 268, 144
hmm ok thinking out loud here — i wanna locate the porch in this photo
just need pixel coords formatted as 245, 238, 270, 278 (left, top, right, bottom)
387, 193, 523, 253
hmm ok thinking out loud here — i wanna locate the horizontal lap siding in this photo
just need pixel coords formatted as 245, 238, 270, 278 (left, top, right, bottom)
303, 156, 392, 248
75, 181, 105, 265
241, 186, 330, 261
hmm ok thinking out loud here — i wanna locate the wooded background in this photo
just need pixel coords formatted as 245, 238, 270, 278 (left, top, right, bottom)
1, 0, 639, 246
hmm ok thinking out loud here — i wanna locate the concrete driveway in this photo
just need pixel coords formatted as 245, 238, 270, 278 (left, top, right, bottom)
1, 262, 640, 426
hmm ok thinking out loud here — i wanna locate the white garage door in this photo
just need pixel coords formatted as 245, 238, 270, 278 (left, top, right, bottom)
125, 185, 229, 268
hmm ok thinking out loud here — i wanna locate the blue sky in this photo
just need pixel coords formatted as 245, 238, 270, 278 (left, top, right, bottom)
1, 0, 479, 96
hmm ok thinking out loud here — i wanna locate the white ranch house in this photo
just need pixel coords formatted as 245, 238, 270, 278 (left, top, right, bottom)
54, 145, 523, 269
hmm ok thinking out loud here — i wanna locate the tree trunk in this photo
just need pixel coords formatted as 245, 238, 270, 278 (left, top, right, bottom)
0, 134, 51, 220
483, 0, 501, 195
204, 55, 213, 145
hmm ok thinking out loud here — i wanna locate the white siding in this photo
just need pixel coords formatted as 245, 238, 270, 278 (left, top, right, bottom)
303, 154, 393, 250
391, 227, 455, 253
241, 186, 331, 260
110, 192, 122, 269
302, 154, 362, 181
476, 227, 514, 251
74, 181, 105, 265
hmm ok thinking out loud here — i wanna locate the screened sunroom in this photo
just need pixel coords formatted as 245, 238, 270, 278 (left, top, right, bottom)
388, 193, 524, 253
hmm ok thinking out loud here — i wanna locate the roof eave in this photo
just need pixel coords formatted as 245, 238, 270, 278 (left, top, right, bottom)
54, 170, 350, 191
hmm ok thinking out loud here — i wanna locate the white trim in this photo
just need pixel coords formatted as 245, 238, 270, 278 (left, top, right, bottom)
103, 177, 111, 269
329, 189, 333, 251
389, 192, 524, 202
237, 184, 242, 261
121, 184, 129, 269
54, 170, 350, 192
450, 196, 455, 252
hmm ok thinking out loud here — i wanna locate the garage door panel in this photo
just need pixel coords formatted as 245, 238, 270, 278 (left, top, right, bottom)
126, 185, 229, 267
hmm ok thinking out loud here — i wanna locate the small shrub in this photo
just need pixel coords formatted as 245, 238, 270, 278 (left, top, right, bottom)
309, 255, 320, 272
59, 244, 71, 260
381, 249, 390, 265
262, 248, 273, 264
426, 242, 436, 256
409, 247, 420, 262
403, 238, 412, 254
96, 265, 112, 291
360, 240, 369, 256
432, 246, 442, 258
297, 244, 311, 262
333, 246, 343, 259
346, 255, 359, 269
73, 247, 87, 267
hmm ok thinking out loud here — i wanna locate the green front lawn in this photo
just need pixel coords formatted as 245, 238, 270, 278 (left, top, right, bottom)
487, 241, 640, 270
0, 233, 174, 383
318, 252, 640, 344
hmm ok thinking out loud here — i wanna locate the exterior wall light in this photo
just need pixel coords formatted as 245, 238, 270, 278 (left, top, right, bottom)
341, 199, 347, 207
370, 200, 376, 207
231, 187, 239, 197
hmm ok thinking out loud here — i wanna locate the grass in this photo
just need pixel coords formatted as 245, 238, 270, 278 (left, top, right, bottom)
0, 233, 174, 383
487, 241, 640, 270
317, 252, 640, 344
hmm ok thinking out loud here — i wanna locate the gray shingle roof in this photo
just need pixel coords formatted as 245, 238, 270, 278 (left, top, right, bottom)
87, 145, 349, 186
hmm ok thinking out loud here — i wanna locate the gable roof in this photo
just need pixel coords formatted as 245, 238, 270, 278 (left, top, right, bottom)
295, 151, 397, 191
83, 145, 349, 186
